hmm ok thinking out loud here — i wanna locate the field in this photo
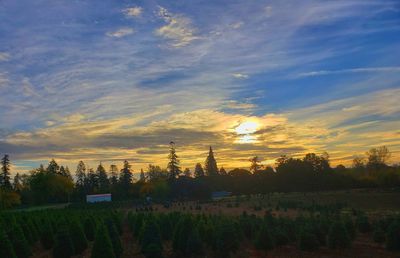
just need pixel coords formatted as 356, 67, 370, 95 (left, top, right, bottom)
2, 189, 400, 258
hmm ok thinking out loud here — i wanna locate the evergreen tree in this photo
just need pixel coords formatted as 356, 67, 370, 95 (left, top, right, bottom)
254, 224, 274, 250
75, 161, 87, 196
328, 220, 351, 249
87, 168, 98, 193
183, 168, 191, 177
97, 163, 109, 193
249, 156, 262, 174
194, 163, 205, 177
139, 169, 146, 182
13, 173, 23, 192
84, 217, 96, 241
167, 141, 181, 179
219, 167, 227, 175
69, 219, 88, 255
119, 160, 133, 195
7, 220, 31, 258
109, 164, 119, 186
0, 226, 16, 258
53, 223, 75, 258
386, 220, 400, 251
215, 220, 239, 258
91, 225, 116, 258
205, 146, 219, 176
40, 219, 54, 249
60, 166, 72, 179
298, 226, 320, 251
105, 218, 123, 258
46, 159, 60, 174
0, 154, 12, 189
140, 221, 163, 258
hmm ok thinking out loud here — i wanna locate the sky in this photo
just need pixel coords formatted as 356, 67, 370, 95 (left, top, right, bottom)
0, 0, 400, 175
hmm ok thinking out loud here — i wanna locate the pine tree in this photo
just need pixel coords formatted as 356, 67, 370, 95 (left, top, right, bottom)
249, 156, 262, 174
1, 154, 12, 189
91, 225, 116, 258
194, 163, 205, 177
8, 220, 31, 258
254, 224, 274, 250
140, 221, 163, 258
105, 218, 123, 258
13, 173, 23, 192
40, 219, 54, 249
119, 160, 133, 195
46, 159, 60, 174
167, 142, 181, 179
87, 168, 98, 193
328, 220, 351, 249
298, 226, 320, 251
97, 163, 109, 193
219, 167, 227, 175
205, 147, 219, 176
183, 168, 191, 177
75, 161, 87, 196
109, 164, 119, 186
386, 220, 400, 251
139, 169, 146, 182
0, 226, 16, 258
53, 223, 74, 258
84, 217, 96, 241
69, 219, 88, 254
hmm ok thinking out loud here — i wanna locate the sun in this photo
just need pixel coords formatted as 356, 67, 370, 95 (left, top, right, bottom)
235, 120, 260, 135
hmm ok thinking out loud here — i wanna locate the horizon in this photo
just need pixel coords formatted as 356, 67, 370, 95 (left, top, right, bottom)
1, 0, 400, 174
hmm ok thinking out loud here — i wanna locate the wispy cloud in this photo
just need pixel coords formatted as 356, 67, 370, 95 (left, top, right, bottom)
232, 73, 249, 79
106, 28, 135, 38
123, 6, 142, 17
155, 6, 200, 48
0, 52, 10, 61
297, 67, 400, 77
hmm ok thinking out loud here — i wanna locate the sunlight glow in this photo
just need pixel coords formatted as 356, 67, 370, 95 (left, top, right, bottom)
235, 120, 260, 135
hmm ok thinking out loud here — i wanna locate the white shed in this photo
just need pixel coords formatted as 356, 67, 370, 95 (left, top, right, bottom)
86, 193, 112, 203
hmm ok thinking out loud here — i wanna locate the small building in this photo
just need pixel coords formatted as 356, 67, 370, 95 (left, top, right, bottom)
211, 191, 231, 200
86, 193, 112, 203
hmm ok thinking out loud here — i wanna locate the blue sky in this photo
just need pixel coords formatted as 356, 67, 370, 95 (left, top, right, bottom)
0, 0, 399, 173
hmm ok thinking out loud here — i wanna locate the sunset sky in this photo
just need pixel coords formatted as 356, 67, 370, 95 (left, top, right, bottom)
1, 0, 400, 174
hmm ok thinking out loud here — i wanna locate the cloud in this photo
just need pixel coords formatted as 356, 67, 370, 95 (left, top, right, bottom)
297, 67, 400, 77
123, 6, 142, 17
155, 6, 200, 48
106, 28, 135, 38
230, 21, 244, 29
264, 6, 273, 17
0, 52, 10, 61
232, 73, 249, 79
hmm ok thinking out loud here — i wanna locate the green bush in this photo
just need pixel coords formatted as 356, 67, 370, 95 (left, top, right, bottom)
356, 214, 371, 233
91, 225, 116, 258
215, 220, 239, 258
373, 225, 385, 243
140, 220, 163, 258
53, 224, 75, 258
186, 228, 204, 255
386, 220, 400, 251
328, 220, 351, 249
105, 218, 123, 258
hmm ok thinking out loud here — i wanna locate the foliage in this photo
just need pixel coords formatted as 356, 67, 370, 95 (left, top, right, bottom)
91, 225, 116, 258
53, 223, 75, 258
328, 220, 351, 249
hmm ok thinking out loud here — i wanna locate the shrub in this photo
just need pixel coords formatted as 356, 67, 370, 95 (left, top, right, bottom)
215, 220, 239, 258
356, 214, 371, 233
328, 220, 351, 249
91, 225, 116, 258
186, 228, 204, 255
69, 219, 88, 254
53, 224, 75, 258
386, 220, 400, 251
140, 221, 163, 257
142, 243, 163, 258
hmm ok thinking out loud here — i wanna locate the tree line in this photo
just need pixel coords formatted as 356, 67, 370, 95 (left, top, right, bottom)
0, 144, 399, 208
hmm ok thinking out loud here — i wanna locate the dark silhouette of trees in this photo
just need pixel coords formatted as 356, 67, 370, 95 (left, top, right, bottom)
1, 154, 12, 189
47, 159, 60, 174
183, 168, 191, 177
194, 163, 204, 177
249, 156, 262, 174
205, 146, 218, 176
219, 167, 227, 175
366, 146, 391, 169
97, 163, 109, 193
167, 142, 181, 179
139, 169, 146, 182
